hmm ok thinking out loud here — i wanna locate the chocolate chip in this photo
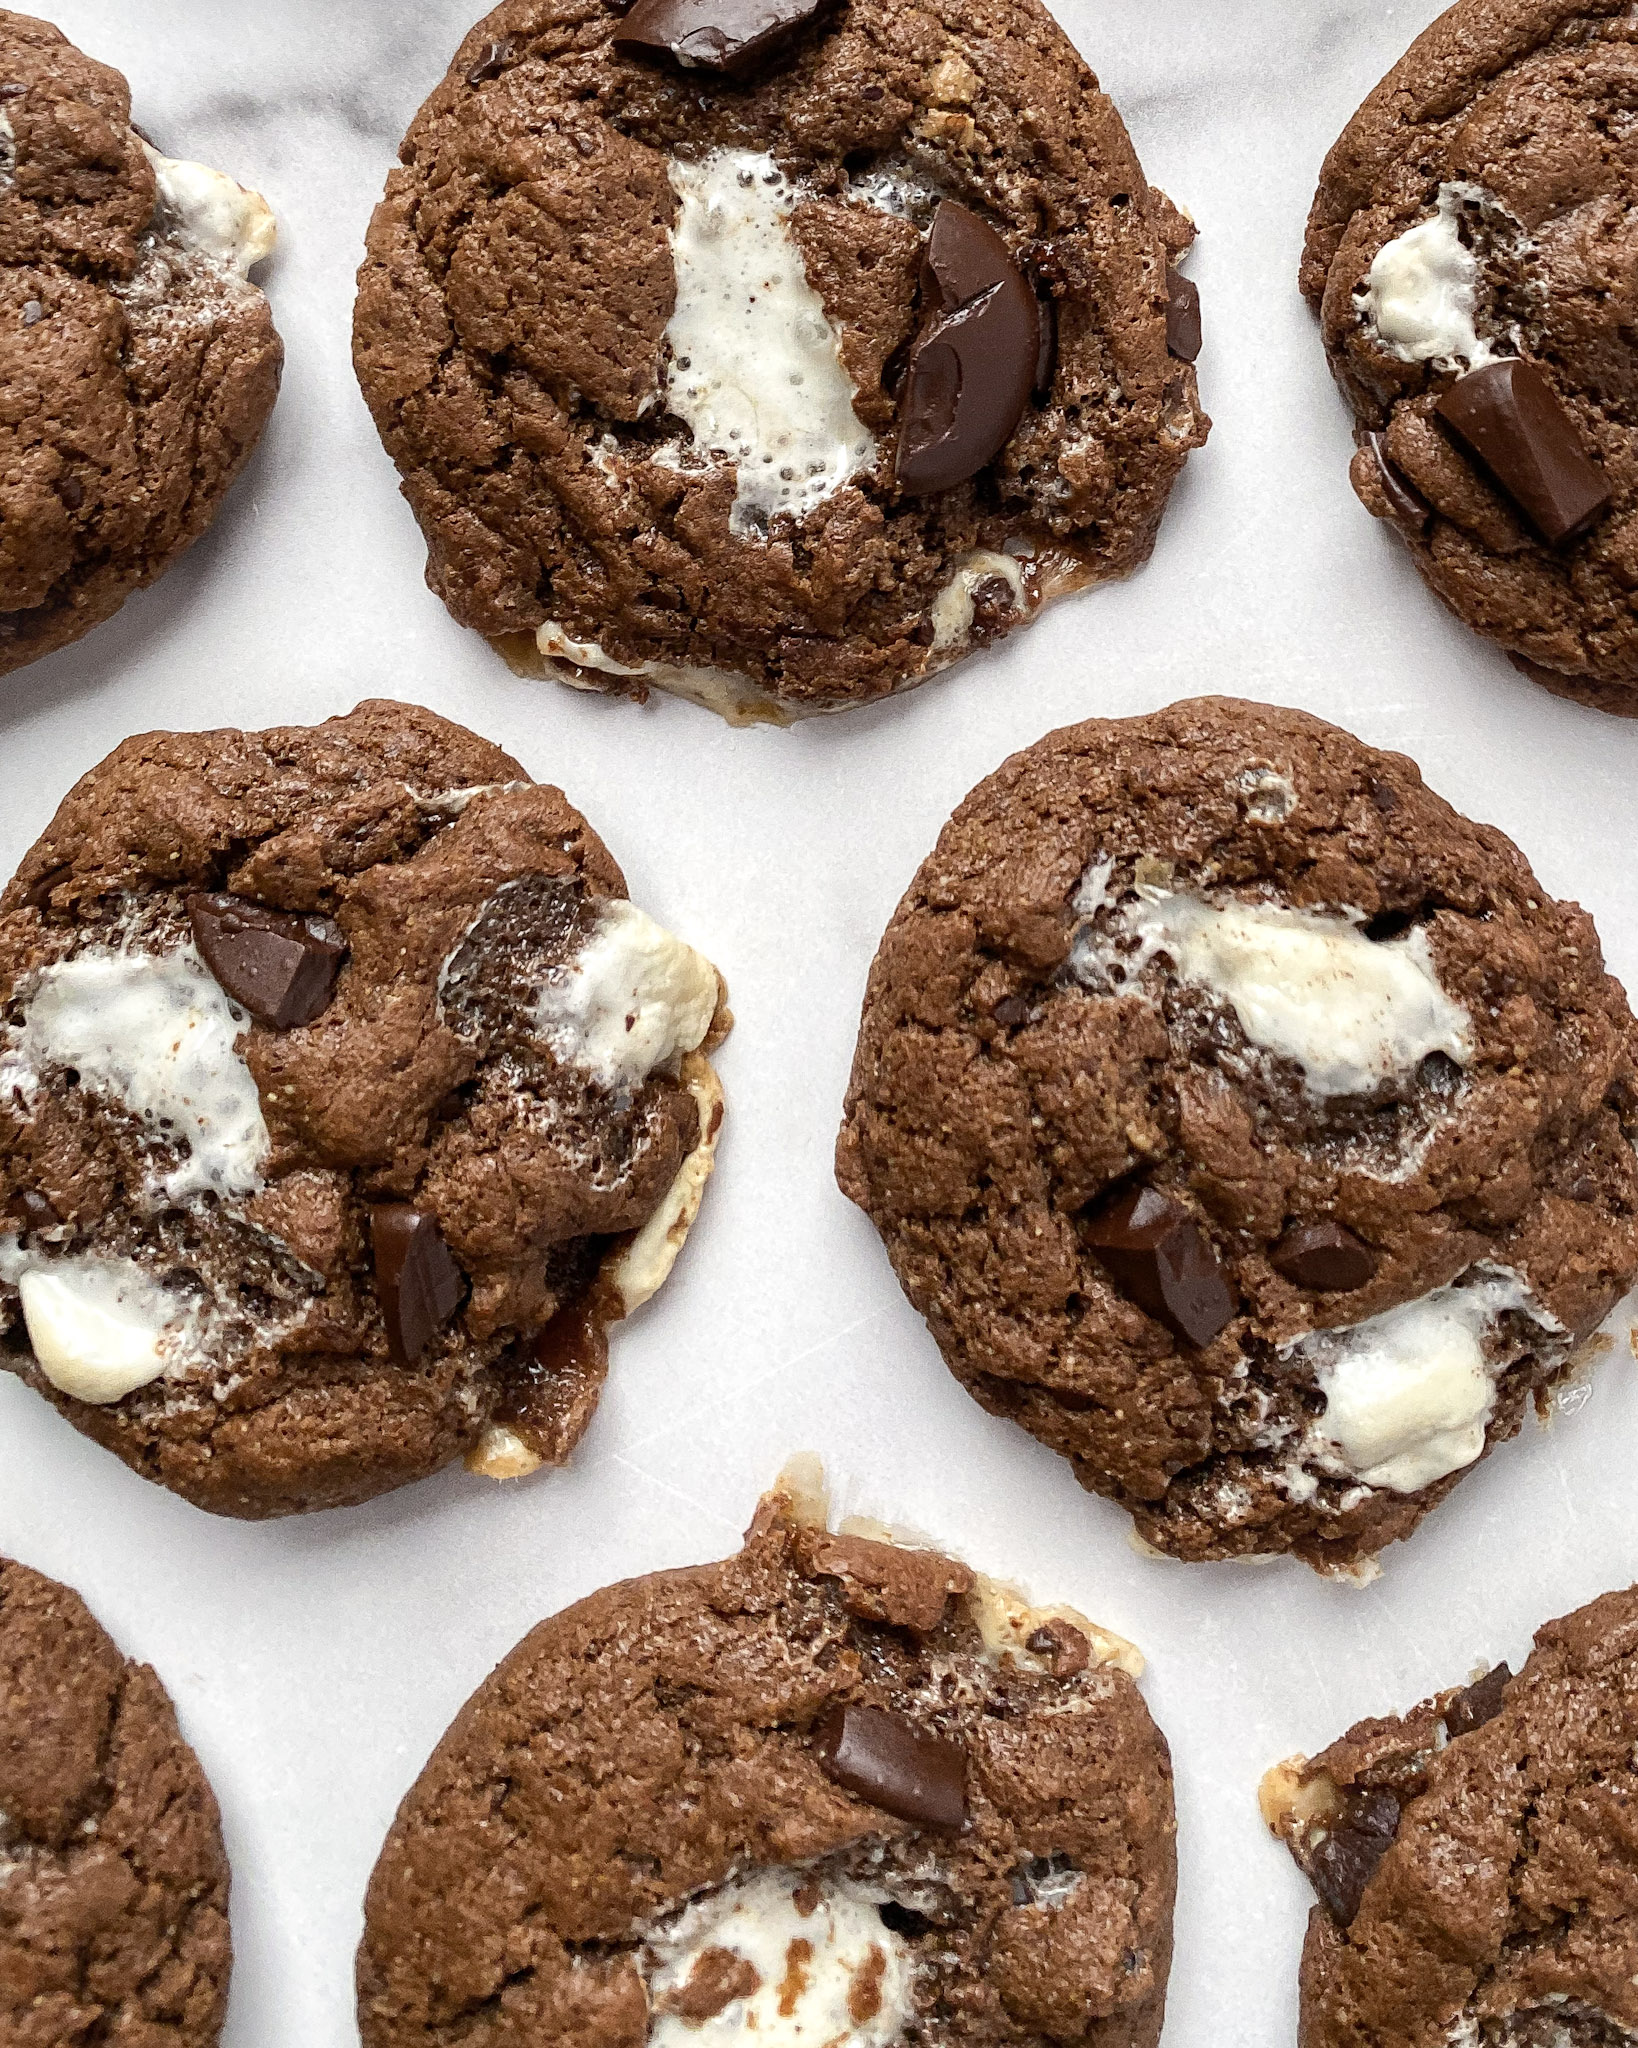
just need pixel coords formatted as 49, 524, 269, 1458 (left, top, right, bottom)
816, 1704, 967, 1831
1164, 269, 1201, 362
1025, 1619, 1090, 1677
613, 0, 833, 78
1436, 358, 1609, 548
1445, 1661, 1511, 1738
465, 36, 514, 84
1083, 1186, 1235, 1347
187, 893, 347, 1029
370, 1206, 465, 1366
1308, 1786, 1401, 1927
20, 300, 41, 327
895, 201, 1040, 497
991, 994, 1030, 1029
1362, 430, 1432, 536
54, 473, 83, 510
11, 1190, 57, 1231
1272, 1221, 1377, 1293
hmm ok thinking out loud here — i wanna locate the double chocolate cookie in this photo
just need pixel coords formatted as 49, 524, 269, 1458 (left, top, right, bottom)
353, 0, 1207, 721
0, 10, 281, 677
1264, 1585, 1638, 2045
357, 1460, 1175, 2047
0, 701, 729, 1517
837, 698, 1638, 1573
0, 1557, 231, 2047
1304, 0, 1638, 711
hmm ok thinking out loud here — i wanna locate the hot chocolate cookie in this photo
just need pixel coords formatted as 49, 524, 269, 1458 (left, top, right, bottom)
357, 1460, 1175, 2048
0, 9, 280, 677
1303, 0, 1638, 711
837, 698, 1638, 1573
0, 701, 729, 1517
0, 1557, 231, 2047
353, 0, 1207, 722
1264, 1586, 1638, 2045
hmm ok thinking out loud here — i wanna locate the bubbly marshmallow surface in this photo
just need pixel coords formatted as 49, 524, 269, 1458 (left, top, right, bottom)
141, 141, 276, 277
665, 149, 874, 537
1359, 183, 1497, 370
533, 899, 718, 1091
645, 1868, 910, 2048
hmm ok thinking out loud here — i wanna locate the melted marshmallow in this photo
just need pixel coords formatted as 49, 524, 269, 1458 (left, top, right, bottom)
1358, 183, 1499, 370
6, 1252, 191, 1403
665, 150, 874, 536
533, 900, 718, 1091
1106, 889, 1474, 1099
645, 1868, 909, 2048
6, 945, 270, 1202
141, 141, 276, 277
1286, 1266, 1562, 1493
928, 551, 1029, 655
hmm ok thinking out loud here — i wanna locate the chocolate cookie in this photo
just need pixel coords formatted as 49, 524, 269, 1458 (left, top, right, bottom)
1263, 1585, 1638, 2045
357, 1459, 1175, 2048
0, 1557, 231, 2046
0, 10, 281, 678
0, 700, 730, 1518
836, 697, 1638, 1574
353, 0, 1207, 722
1303, 0, 1638, 712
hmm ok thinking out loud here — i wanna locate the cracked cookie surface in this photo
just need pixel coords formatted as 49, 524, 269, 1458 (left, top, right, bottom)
836, 697, 1638, 1573
0, 1556, 231, 2048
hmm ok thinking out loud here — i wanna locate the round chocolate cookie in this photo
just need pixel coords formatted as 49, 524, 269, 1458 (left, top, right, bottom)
0, 1557, 231, 2047
1264, 1585, 1638, 2046
1303, 0, 1638, 712
0, 10, 281, 679
352, 0, 1207, 722
836, 697, 1638, 1574
357, 1461, 1175, 2048
0, 700, 730, 1518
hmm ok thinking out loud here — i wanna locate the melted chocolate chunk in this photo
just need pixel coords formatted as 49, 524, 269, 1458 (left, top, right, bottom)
895, 202, 1041, 496
613, 0, 831, 77
1309, 1785, 1401, 1927
1362, 431, 1433, 536
1436, 359, 1609, 548
816, 1703, 967, 1831
1272, 1221, 1377, 1293
187, 894, 347, 1030
370, 1206, 465, 1366
1445, 1661, 1512, 1739
1083, 1187, 1235, 1347
1165, 270, 1201, 362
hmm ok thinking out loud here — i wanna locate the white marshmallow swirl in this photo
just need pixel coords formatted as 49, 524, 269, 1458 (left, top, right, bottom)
533, 899, 718, 1092
1358, 182, 1510, 371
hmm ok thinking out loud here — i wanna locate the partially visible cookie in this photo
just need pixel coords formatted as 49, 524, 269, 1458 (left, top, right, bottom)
837, 697, 1638, 1573
0, 1557, 231, 2047
0, 9, 281, 677
357, 1459, 1175, 2048
0, 700, 730, 1518
354, 0, 1207, 722
1303, 0, 1638, 710
1263, 1586, 1638, 2045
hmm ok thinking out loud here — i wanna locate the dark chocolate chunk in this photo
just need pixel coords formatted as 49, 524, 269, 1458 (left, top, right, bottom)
895, 202, 1041, 496
1436, 358, 1609, 547
370, 1206, 465, 1366
1444, 1661, 1511, 1739
613, 0, 831, 77
1272, 1221, 1377, 1293
816, 1703, 967, 1831
54, 473, 83, 510
1165, 269, 1201, 362
1083, 1186, 1235, 1347
991, 994, 1030, 1030
187, 893, 347, 1030
465, 36, 515, 84
1309, 1786, 1401, 1927
1362, 431, 1432, 536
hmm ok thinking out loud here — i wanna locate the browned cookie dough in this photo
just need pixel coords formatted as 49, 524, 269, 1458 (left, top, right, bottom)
1303, 0, 1638, 711
0, 1557, 231, 2047
0, 700, 730, 1518
0, 10, 281, 679
1263, 1585, 1638, 2047
836, 698, 1638, 1574
353, 0, 1207, 722
357, 1461, 1175, 2048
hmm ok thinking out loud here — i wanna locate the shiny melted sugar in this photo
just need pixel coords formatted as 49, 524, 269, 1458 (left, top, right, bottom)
665, 150, 875, 537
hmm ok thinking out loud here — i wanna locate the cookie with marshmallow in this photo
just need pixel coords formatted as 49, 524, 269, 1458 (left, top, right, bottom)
0, 700, 729, 1517
837, 697, 1638, 1574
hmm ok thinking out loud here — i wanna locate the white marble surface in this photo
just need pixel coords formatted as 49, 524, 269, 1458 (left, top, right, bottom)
2, 2, 1635, 2043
